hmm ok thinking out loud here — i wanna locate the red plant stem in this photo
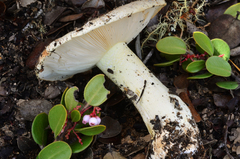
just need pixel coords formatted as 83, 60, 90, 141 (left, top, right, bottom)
179, 52, 208, 65
80, 104, 92, 116
73, 130, 82, 144
90, 107, 101, 117
74, 105, 82, 110
65, 122, 83, 144
65, 122, 77, 139
61, 118, 68, 134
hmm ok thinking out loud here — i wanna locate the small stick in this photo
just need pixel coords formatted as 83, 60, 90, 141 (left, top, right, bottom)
191, 0, 199, 8
143, 50, 154, 64
229, 59, 240, 73
137, 80, 147, 103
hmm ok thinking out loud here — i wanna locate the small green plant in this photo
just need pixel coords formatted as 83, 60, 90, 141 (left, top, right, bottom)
32, 74, 110, 159
155, 31, 238, 90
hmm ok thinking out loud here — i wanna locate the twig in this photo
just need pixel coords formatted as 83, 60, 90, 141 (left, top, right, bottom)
229, 59, 240, 73
135, 34, 142, 59
191, 0, 199, 8
143, 49, 154, 64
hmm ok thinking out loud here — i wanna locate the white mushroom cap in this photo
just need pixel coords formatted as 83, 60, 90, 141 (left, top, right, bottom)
36, 0, 166, 81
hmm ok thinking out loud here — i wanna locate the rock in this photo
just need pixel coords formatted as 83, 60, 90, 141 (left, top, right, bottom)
17, 99, 52, 121
1, 125, 14, 138
103, 151, 126, 159
19, 0, 37, 7
0, 86, 8, 96
44, 85, 61, 99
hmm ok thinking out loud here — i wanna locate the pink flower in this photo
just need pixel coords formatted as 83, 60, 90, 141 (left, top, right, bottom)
89, 117, 98, 126
82, 115, 90, 124
95, 116, 101, 125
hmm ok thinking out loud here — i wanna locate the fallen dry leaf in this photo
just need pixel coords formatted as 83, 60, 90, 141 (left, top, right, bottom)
99, 116, 122, 138
179, 92, 202, 122
26, 39, 52, 69
205, 0, 237, 23
213, 93, 231, 108
173, 73, 189, 89
58, 13, 84, 22
44, 6, 67, 25
208, 14, 240, 49
81, 0, 105, 9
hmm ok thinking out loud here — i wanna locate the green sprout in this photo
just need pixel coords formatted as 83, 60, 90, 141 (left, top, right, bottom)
155, 31, 238, 90
31, 74, 110, 158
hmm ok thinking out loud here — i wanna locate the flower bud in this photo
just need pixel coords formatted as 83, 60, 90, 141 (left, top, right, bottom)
89, 117, 98, 126
82, 115, 90, 124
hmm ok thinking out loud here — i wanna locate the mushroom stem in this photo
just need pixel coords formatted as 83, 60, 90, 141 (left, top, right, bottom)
96, 42, 201, 158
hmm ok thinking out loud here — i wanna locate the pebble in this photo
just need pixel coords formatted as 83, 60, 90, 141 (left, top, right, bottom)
0, 86, 8, 96
103, 151, 126, 159
44, 85, 61, 99
17, 99, 52, 121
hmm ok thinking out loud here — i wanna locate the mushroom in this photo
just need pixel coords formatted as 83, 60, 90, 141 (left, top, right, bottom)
36, 0, 202, 158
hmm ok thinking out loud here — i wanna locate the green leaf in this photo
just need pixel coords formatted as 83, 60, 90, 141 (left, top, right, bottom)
186, 60, 205, 73
211, 38, 230, 61
71, 110, 81, 122
187, 72, 213, 79
216, 81, 239, 90
193, 31, 214, 56
48, 104, 67, 138
154, 58, 180, 67
161, 53, 181, 61
37, 141, 72, 159
206, 56, 231, 77
75, 125, 106, 136
75, 110, 92, 128
31, 113, 49, 146
65, 86, 79, 111
181, 58, 193, 71
60, 87, 68, 106
224, 3, 240, 20
156, 36, 186, 55
195, 43, 206, 54
84, 74, 110, 106
70, 135, 93, 153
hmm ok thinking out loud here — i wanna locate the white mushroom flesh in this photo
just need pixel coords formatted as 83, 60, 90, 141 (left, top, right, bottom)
36, 0, 164, 81
97, 42, 201, 158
